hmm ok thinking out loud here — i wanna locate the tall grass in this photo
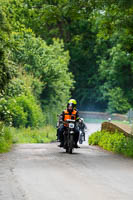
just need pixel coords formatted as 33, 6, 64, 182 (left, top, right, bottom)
0, 122, 12, 153
0, 122, 56, 153
11, 125, 56, 144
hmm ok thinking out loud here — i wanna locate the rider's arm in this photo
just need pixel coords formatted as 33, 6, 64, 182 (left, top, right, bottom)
84, 123, 87, 129
61, 111, 65, 121
76, 111, 80, 121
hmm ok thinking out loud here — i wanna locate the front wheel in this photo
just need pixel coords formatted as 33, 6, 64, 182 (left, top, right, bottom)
66, 147, 69, 153
79, 131, 83, 144
69, 135, 74, 154
69, 148, 73, 154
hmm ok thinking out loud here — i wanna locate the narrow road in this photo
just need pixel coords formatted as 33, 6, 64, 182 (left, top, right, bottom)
0, 123, 133, 200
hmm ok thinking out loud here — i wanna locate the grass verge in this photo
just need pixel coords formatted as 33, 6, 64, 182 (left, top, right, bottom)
11, 126, 56, 144
0, 124, 56, 153
89, 131, 133, 158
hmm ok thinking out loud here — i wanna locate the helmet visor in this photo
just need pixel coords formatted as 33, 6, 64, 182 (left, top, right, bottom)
68, 103, 73, 110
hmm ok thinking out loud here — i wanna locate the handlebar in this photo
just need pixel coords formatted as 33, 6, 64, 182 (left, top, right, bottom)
62, 119, 76, 124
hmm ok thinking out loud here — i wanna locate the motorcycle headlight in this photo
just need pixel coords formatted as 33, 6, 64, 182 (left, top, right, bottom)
69, 123, 74, 128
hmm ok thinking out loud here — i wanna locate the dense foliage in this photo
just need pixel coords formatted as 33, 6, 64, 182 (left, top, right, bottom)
11, 31, 73, 109
3, 0, 133, 113
89, 130, 133, 157
0, 2, 74, 128
0, 7, 15, 93
1, 0, 133, 128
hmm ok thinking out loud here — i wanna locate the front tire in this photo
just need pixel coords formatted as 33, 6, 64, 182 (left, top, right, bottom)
79, 132, 83, 144
66, 147, 69, 153
69, 135, 74, 154
69, 148, 73, 154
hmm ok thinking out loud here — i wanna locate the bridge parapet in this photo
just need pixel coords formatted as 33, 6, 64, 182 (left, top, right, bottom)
101, 122, 132, 137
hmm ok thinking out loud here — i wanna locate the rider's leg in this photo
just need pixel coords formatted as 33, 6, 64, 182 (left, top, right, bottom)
58, 125, 65, 147
56, 128, 60, 141
83, 131, 86, 141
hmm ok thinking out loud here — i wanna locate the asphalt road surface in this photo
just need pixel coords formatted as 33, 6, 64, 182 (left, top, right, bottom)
0, 123, 133, 200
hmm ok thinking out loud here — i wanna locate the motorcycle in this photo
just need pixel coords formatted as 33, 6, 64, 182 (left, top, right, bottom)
78, 120, 86, 144
63, 119, 76, 154
79, 128, 85, 144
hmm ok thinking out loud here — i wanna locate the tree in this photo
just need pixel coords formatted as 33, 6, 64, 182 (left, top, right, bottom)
3, 0, 133, 114
0, 7, 15, 93
93, 1, 133, 112
4, 0, 102, 110
11, 30, 74, 112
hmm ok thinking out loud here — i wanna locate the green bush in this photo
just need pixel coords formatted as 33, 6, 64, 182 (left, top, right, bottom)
0, 94, 44, 128
0, 122, 12, 153
13, 95, 44, 128
89, 131, 133, 158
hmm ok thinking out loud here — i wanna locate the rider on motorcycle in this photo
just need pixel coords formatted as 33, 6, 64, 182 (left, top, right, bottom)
69, 99, 87, 142
58, 102, 80, 148
78, 118, 87, 141
56, 99, 77, 141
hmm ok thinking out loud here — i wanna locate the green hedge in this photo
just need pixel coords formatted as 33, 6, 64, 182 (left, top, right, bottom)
0, 94, 44, 128
89, 131, 133, 157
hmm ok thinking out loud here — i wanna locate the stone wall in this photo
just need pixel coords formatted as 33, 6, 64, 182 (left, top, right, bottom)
101, 122, 132, 137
